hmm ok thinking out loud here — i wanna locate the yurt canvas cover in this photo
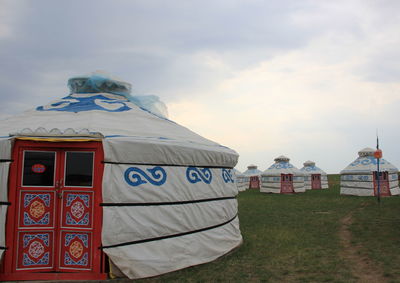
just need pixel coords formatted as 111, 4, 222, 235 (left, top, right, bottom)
300, 161, 328, 190
340, 147, 399, 196
261, 156, 305, 193
0, 74, 242, 280
233, 169, 247, 192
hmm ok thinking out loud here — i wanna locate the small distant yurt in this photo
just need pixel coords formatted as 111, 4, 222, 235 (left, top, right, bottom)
261, 156, 305, 194
300, 161, 329, 190
0, 73, 242, 281
243, 164, 262, 189
340, 147, 400, 196
233, 169, 247, 192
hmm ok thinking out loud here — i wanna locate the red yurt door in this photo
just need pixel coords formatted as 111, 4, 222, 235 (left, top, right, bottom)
281, 174, 294, 193
0, 140, 106, 281
249, 176, 260, 189
373, 171, 391, 197
311, 174, 321, 189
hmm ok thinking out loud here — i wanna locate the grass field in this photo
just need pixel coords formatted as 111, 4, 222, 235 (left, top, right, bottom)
133, 175, 400, 283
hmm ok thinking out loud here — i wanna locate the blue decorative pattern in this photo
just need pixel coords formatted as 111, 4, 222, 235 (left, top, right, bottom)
66, 194, 90, 207
24, 193, 51, 208
124, 166, 167, 186
66, 212, 90, 226
24, 212, 50, 226
23, 252, 50, 266
23, 233, 50, 248
36, 94, 131, 112
222, 169, 234, 183
186, 167, 212, 184
350, 157, 388, 167
64, 252, 89, 266
268, 162, 294, 170
65, 233, 89, 248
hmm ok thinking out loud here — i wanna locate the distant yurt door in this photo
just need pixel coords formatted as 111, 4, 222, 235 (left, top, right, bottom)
311, 174, 322, 189
373, 171, 391, 197
0, 140, 105, 281
249, 176, 260, 189
281, 174, 294, 193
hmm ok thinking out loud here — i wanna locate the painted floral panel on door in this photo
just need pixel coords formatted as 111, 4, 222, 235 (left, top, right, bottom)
19, 191, 55, 228
16, 231, 54, 270
61, 191, 93, 229
59, 231, 92, 270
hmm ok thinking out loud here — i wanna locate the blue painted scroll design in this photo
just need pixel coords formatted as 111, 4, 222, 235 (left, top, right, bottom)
186, 167, 212, 184
36, 94, 131, 113
24, 212, 50, 226
350, 157, 388, 167
268, 162, 294, 170
222, 169, 234, 183
24, 193, 51, 208
124, 166, 167, 186
64, 252, 89, 266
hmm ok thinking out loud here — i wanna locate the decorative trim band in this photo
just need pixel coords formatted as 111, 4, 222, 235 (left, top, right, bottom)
101, 213, 238, 249
100, 196, 237, 207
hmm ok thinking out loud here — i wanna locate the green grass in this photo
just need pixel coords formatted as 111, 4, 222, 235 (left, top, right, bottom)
125, 175, 400, 283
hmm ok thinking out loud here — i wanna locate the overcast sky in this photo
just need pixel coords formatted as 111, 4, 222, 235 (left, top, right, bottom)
1, 0, 399, 173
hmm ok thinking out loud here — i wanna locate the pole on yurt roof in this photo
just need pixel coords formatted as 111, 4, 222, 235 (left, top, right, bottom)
374, 133, 382, 203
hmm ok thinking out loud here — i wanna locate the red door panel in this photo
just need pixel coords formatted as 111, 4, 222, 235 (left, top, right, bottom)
16, 231, 54, 271
311, 174, 321, 189
19, 191, 56, 229
61, 191, 94, 229
374, 171, 391, 197
59, 231, 92, 271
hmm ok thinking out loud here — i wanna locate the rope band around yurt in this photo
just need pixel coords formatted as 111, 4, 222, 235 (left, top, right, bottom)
0, 201, 11, 206
100, 213, 238, 249
102, 161, 234, 169
100, 195, 237, 206
0, 159, 13, 162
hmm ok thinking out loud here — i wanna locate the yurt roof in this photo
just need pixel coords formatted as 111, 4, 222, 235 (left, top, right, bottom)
340, 147, 398, 174
233, 168, 245, 177
262, 155, 303, 176
0, 73, 238, 167
243, 165, 262, 176
300, 160, 327, 175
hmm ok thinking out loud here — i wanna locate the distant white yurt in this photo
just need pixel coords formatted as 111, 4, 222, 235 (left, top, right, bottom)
0, 73, 242, 281
340, 147, 400, 196
300, 161, 329, 190
233, 169, 247, 192
261, 156, 305, 194
243, 164, 262, 189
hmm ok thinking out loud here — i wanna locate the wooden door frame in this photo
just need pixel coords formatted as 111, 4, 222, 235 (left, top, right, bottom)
280, 174, 294, 194
373, 171, 391, 197
311, 174, 321, 190
0, 140, 107, 281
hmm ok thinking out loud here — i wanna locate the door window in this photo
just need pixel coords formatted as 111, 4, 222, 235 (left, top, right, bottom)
22, 151, 55, 187
65, 152, 94, 187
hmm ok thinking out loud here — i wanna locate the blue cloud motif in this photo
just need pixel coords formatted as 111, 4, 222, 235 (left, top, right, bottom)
222, 169, 234, 183
350, 157, 388, 167
268, 163, 293, 170
36, 94, 131, 112
186, 167, 212, 184
124, 166, 167, 186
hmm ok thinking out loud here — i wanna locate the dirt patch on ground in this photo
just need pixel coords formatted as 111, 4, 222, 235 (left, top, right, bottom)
339, 212, 387, 282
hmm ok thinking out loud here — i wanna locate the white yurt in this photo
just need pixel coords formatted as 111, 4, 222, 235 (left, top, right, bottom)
261, 156, 305, 194
0, 73, 242, 281
243, 164, 262, 189
233, 169, 247, 192
340, 147, 400, 196
300, 161, 329, 190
